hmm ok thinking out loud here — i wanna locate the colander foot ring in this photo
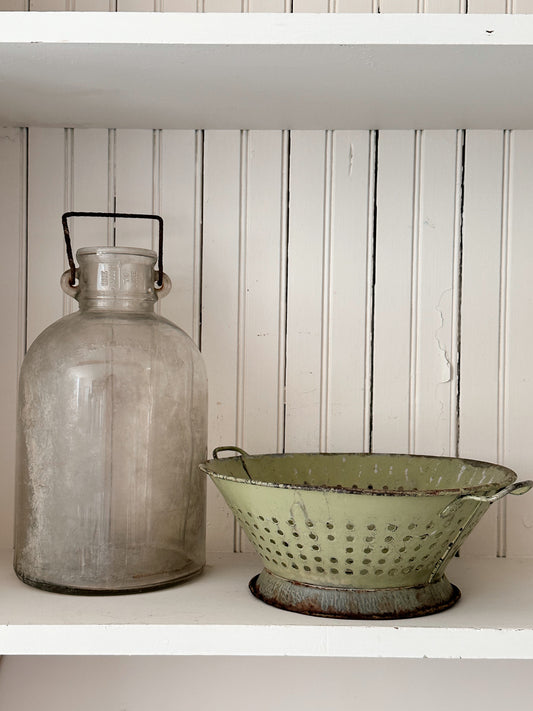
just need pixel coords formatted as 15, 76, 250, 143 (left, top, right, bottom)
249, 568, 461, 620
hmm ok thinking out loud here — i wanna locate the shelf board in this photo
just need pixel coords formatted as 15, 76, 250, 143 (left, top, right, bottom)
1, 13, 533, 129
1, 549, 533, 657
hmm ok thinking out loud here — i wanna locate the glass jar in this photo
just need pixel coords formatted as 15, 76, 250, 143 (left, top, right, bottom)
14, 242, 207, 594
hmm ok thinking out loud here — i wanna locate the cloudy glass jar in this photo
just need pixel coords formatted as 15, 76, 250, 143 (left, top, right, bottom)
14, 242, 207, 594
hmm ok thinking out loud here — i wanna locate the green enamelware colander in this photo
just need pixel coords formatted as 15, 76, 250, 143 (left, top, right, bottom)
200, 447, 532, 620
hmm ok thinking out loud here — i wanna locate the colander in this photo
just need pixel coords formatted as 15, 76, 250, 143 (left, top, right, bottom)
200, 447, 532, 619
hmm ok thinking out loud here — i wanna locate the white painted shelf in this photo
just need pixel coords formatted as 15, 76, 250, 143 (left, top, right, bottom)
1, 549, 533, 658
2, 13, 533, 129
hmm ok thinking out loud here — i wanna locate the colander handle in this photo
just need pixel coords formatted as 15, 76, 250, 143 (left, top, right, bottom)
212, 446, 253, 480
440, 480, 533, 518
213, 446, 250, 460
458, 480, 533, 504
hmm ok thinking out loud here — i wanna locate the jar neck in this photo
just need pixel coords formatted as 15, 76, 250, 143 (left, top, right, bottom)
75, 248, 159, 314
78, 296, 156, 314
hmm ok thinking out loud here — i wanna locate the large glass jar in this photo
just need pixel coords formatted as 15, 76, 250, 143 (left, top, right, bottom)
14, 244, 207, 594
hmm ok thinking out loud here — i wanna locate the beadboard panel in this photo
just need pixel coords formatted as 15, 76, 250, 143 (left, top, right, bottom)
372, 130, 416, 454
326, 130, 374, 453
6, 125, 533, 558
26, 128, 66, 347
0, 128, 25, 547
1, 0, 533, 556
459, 130, 505, 557
504, 130, 533, 557
0, 0, 524, 11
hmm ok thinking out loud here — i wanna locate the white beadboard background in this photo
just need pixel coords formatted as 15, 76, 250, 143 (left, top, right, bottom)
2, 0, 533, 708
3, 0, 533, 558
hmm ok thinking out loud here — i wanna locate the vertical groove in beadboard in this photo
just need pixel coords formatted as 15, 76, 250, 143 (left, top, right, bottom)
107, 129, 116, 245
194, 130, 205, 349
366, 129, 377, 453
20, 129, 29, 364
152, 130, 162, 315
497, 129, 512, 558
319, 130, 334, 453
408, 130, 422, 455
452, 129, 465, 459
236, 130, 248, 453
152, 130, 162, 236
278, 129, 290, 453
233, 129, 249, 553
63, 128, 74, 316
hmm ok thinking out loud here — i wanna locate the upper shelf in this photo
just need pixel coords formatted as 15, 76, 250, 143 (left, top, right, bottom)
1, 12, 533, 129
2, 550, 533, 657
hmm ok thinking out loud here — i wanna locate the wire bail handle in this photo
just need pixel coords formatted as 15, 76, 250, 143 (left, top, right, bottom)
61, 211, 165, 288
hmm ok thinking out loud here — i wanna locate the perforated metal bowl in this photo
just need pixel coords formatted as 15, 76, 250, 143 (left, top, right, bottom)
200, 447, 532, 619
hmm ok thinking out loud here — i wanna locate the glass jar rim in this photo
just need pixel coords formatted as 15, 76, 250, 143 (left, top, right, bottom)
76, 246, 157, 259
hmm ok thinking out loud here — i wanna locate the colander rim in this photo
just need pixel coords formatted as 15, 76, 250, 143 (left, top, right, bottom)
199, 451, 518, 497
